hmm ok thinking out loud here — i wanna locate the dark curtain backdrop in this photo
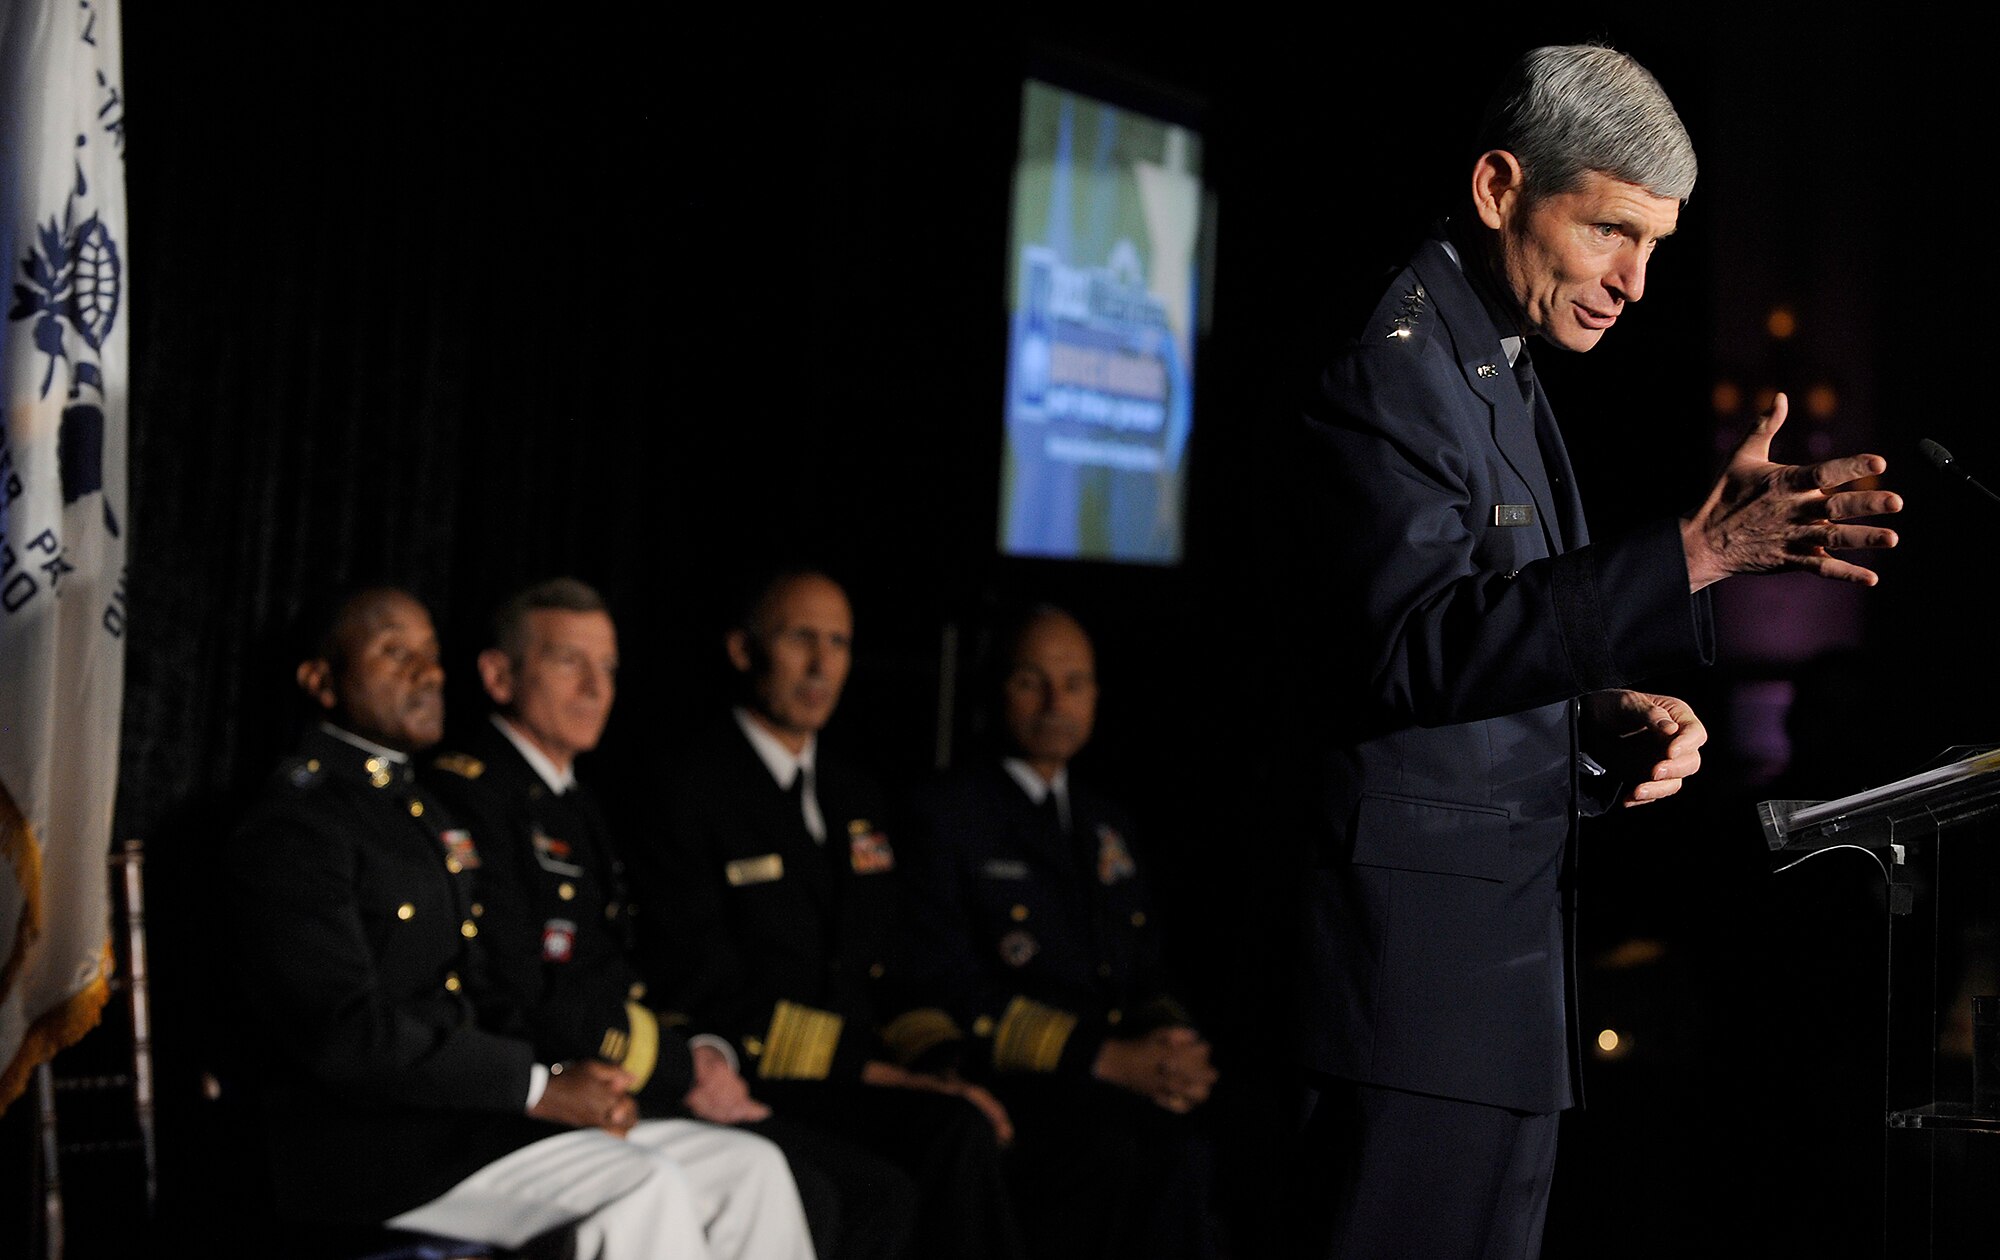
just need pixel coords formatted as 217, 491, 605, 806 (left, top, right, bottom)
22, 7, 1983, 1255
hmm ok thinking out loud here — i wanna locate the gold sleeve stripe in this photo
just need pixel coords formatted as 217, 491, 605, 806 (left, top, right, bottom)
993, 995, 1077, 1074
756, 1000, 844, 1080
880, 1007, 963, 1066
618, 1002, 659, 1093
598, 1027, 629, 1063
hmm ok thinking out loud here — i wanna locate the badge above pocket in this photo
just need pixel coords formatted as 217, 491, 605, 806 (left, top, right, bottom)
847, 820, 895, 874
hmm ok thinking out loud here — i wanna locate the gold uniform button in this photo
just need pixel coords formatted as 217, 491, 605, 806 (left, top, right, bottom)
1107, 1008, 1123, 1025
305, 758, 320, 772
471, 903, 484, 917
558, 883, 576, 901
370, 771, 392, 788
460, 920, 478, 939
443, 973, 462, 993
743, 1036, 765, 1057
628, 982, 648, 1001
972, 1015, 996, 1037
396, 903, 415, 921
408, 800, 425, 818
365, 758, 384, 774
1130, 912, 1146, 928
1010, 904, 1029, 922
869, 962, 885, 979
444, 857, 463, 874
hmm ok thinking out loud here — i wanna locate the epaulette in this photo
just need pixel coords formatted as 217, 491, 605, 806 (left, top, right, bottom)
432, 752, 485, 780
278, 755, 326, 790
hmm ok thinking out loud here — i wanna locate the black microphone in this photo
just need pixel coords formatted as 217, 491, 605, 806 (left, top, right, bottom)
1919, 438, 2000, 505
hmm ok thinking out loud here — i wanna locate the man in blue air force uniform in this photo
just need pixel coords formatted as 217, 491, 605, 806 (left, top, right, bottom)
1286, 44, 1905, 1257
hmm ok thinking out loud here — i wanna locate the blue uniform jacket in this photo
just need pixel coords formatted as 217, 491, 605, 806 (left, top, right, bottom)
1291, 232, 1714, 1114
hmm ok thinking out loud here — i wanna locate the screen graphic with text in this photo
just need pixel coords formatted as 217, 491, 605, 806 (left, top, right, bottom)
999, 80, 1202, 565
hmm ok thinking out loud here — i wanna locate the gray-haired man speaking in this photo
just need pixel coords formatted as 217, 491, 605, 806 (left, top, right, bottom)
1284, 44, 1901, 1256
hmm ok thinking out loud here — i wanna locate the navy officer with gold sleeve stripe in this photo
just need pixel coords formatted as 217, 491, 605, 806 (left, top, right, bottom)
423, 576, 919, 1260
893, 604, 1227, 1260
628, 569, 1029, 1260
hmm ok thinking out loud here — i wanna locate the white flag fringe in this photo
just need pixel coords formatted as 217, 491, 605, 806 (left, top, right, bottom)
0, 0, 129, 1116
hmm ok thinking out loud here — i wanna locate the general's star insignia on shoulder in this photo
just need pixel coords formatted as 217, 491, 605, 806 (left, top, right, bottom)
1387, 282, 1427, 341
433, 753, 484, 779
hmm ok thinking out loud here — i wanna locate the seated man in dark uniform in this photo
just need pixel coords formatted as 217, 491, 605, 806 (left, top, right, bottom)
893, 603, 1226, 1260
219, 584, 814, 1260
627, 568, 1027, 1260
423, 575, 917, 1260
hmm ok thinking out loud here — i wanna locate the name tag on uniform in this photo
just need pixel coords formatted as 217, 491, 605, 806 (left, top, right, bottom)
531, 829, 583, 877
1493, 504, 1536, 527
725, 853, 785, 886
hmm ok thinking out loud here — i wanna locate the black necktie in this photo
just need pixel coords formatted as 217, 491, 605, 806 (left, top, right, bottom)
1513, 345, 1539, 407
784, 776, 808, 836
1037, 788, 1066, 838
1515, 347, 1576, 549
789, 769, 824, 845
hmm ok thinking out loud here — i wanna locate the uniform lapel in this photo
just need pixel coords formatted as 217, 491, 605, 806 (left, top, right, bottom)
1411, 242, 1566, 557
1529, 382, 1589, 549
994, 763, 1092, 926
1065, 786, 1113, 968
731, 728, 835, 917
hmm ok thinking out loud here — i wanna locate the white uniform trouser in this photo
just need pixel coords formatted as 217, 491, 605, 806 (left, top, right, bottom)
386, 1118, 815, 1260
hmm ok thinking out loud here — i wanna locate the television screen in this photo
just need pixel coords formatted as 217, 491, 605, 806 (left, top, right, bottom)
998, 78, 1204, 565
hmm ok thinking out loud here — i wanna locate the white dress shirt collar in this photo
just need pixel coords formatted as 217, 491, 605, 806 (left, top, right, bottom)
735, 707, 825, 842
1002, 757, 1071, 834
734, 707, 816, 788
491, 713, 576, 795
320, 722, 409, 764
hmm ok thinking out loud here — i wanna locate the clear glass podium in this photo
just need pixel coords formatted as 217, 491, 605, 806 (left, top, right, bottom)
1761, 746, 2000, 1256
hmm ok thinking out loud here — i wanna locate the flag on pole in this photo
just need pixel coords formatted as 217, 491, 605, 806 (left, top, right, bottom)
0, 0, 128, 1116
